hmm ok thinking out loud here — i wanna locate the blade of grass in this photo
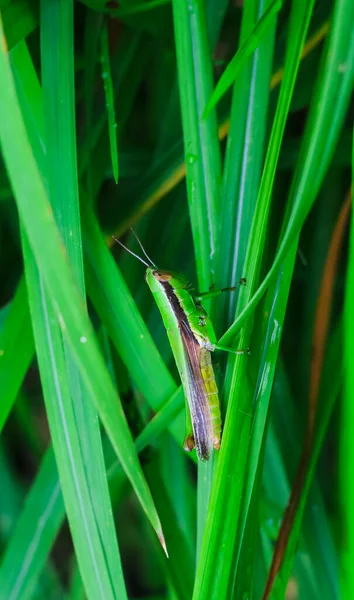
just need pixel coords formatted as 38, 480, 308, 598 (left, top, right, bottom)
0, 447, 63, 600
233, 235, 298, 599
21, 242, 117, 600
0, 277, 34, 432
39, 1, 126, 596
0, 386, 184, 600
107, 0, 170, 17
171, 0, 224, 549
203, 0, 282, 116
9, 34, 188, 461
193, 1, 317, 597
220, 1, 354, 347
263, 190, 351, 598
1, 0, 38, 50
109, 23, 329, 243
0, 14, 164, 548
269, 320, 343, 598
100, 19, 119, 183
270, 360, 340, 599
215, 0, 277, 334
171, 0, 221, 288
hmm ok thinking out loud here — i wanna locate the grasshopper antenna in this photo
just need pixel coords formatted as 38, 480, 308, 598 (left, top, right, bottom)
112, 236, 150, 268
130, 228, 157, 267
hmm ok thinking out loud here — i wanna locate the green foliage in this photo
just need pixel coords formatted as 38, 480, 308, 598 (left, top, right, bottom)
0, 0, 352, 598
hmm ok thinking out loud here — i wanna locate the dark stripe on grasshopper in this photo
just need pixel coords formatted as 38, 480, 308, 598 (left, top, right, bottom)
160, 280, 213, 460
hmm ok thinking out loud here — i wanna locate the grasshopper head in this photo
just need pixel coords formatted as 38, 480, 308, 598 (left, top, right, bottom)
149, 268, 188, 289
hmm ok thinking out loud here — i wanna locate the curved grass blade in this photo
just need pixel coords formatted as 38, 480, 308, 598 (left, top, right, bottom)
9, 33, 186, 459
39, 1, 126, 595
193, 0, 350, 597
0, 14, 164, 549
21, 241, 117, 600
219, 2, 354, 348
108, 24, 329, 244
0, 387, 185, 600
203, 0, 282, 117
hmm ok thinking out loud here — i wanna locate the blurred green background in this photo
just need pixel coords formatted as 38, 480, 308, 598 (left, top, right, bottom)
0, 0, 353, 599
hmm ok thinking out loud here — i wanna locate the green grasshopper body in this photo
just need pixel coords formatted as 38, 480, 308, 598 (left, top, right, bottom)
114, 232, 247, 461
146, 267, 221, 461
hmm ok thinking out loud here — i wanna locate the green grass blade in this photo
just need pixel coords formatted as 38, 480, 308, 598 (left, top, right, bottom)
204, 0, 282, 116
0, 13, 164, 549
1, 0, 38, 50
171, 0, 225, 552
171, 0, 221, 288
0, 447, 63, 600
100, 20, 119, 183
82, 204, 184, 442
273, 322, 343, 597
0, 385, 184, 599
39, 1, 126, 595
193, 1, 318, 597
220, 0, 354, 347
20, 242, 116, 600
0, 2, 349, 597
215, 0, 277, 332
107, 0, 170, 17
233, 246, 298, 599
0, 277, 34, 432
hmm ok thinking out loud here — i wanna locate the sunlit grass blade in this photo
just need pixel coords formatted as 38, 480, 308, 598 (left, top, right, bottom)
40, 1, 126, 595
0, 13, 164, 548
21, 240, 118, 600
203, 0, 282, 117
9, 27, 186, 483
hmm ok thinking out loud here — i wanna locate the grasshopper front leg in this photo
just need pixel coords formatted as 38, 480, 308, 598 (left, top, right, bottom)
195, 277, 246, 302
214, 344, 251, 355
